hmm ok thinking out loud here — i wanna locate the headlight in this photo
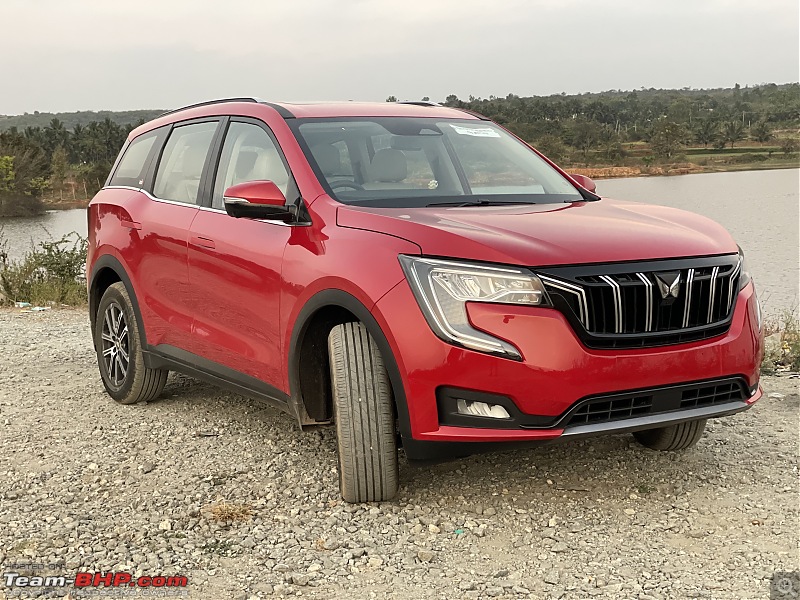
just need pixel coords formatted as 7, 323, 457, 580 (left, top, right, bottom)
399, 256, 550, 360
738, 246, 752, 290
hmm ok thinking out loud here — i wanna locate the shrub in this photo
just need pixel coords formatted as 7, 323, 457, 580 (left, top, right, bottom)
0, 230, 87, 305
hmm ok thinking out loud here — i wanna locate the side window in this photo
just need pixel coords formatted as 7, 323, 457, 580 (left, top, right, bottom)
153, 121, 218, 205
108, 131, 158, 187
212, 122, 291, 210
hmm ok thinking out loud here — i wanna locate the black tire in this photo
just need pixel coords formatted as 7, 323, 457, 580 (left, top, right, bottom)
633, 419, 707, 451
328, 322, 399, 503
94, 282, 167, 405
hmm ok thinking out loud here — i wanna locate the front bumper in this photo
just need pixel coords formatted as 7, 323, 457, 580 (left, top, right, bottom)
373, 280, 763, 459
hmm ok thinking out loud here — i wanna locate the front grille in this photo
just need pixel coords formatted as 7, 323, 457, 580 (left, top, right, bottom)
539, 256, 741, 349
560, 377, 749, 429
680, 381, 745, 409
567, 394, 653, 426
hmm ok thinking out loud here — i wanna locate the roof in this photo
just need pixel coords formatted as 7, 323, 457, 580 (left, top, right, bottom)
268, 101, 478, 120
130, 99, 481, 139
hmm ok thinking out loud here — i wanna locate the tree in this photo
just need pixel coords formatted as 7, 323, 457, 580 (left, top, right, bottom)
693, 119, 718, 148
650, 120, 688, 159
750, 121, 773, 144
50, 146, 69, 193
570, 120, 604, 158
532, 134, 570, 163
722, 121, 744, 148
421, 96, 430, 102
0, 156, 14, 194
385, 96, 397, 103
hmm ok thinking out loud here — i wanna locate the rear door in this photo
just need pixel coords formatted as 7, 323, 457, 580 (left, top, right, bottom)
186, 118, 296, 389
120, 119, 220, 350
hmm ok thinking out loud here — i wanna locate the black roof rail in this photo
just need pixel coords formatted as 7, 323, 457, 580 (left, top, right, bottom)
397, 101, 442, 107
158, 97, 260, 118
455, 108, 490, 120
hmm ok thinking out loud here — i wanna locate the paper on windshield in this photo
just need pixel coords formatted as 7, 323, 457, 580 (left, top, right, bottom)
449, 124, 501, 138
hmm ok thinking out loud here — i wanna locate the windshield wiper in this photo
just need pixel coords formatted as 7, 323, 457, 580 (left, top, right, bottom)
426, 199, 537, 207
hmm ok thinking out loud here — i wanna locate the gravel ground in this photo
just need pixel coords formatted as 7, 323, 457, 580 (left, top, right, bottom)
0, 308, 797, 600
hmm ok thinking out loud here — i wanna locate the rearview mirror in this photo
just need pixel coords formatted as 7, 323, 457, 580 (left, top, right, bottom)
569, 173, 597, 193
224, 180, 293, 220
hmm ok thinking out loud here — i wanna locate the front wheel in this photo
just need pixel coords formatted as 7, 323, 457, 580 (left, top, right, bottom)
633, 419, 707, 451
328, 322, 399, 503
94, 282, 168, 405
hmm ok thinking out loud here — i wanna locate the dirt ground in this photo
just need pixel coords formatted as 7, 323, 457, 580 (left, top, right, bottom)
0, 308, 797, 600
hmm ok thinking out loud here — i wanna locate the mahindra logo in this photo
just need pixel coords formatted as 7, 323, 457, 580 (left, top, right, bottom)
654, 271, 681, 301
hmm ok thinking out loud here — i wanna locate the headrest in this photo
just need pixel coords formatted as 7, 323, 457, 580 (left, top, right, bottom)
311, 144, 341, 176
370, 148, 407, 183
182, 144, 208, 178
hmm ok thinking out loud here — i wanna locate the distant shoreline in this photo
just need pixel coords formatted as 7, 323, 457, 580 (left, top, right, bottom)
27, 163, 800, 213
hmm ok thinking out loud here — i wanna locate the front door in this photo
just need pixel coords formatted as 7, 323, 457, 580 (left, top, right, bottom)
187, 119, 295, 388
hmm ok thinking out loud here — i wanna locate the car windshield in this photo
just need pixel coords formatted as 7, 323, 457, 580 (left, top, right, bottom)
290, 117, 584, 207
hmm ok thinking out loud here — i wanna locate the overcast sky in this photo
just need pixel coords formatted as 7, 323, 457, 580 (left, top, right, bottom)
3, 0, 798, 115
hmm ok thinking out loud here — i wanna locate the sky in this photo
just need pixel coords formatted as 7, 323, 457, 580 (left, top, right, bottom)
3, 0, 798, 115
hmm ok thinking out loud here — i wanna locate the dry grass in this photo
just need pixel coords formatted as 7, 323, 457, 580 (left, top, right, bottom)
206, 501, 253, 523
762, 309, 800, 374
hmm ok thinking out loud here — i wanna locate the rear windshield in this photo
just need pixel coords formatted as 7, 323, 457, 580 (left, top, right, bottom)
290, 117, 584, 207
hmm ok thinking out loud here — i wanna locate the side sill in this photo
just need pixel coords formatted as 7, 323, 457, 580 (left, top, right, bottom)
144, 345, 291, 414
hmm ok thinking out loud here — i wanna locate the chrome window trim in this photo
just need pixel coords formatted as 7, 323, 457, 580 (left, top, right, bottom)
100, 186, 307, 226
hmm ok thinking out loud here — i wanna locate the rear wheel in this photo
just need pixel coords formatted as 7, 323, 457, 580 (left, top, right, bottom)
633, 419, 707, 451
94, 282, 168, 405
328, 322, 399, 503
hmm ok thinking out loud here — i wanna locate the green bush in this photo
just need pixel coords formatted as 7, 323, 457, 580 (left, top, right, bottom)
0, 230, 87, 305
732, 153, 768, 164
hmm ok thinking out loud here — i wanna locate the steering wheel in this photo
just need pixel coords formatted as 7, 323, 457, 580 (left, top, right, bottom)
330, 180, 365, 191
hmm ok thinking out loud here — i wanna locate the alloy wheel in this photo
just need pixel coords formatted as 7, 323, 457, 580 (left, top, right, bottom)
101, 302, 130, 388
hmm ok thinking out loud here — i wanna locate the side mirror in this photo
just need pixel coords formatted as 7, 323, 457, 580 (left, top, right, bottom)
224, 180, 293, 220
569, 173, 597, 193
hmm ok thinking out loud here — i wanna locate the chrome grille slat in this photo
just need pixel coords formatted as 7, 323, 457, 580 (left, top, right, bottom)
539, 275, 590, 330
599, 275, 623, 334
636, 272, 654, 332
707, 266, 720, 323
681, 268, 695, 328
728, 261, 741, 310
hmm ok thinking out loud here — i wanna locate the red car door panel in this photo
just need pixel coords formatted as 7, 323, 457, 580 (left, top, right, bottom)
187, 213, 289, 386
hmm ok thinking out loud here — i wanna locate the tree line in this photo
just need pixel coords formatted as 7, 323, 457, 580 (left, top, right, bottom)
394, 82, 800, 163
0, 117, 141, 216
1, 84, 798, 217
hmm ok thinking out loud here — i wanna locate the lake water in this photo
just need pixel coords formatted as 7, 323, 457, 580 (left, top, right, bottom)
0, 168, 797, 312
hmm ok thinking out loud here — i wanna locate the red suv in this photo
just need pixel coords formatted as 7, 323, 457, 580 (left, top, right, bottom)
88, 98, 764, 502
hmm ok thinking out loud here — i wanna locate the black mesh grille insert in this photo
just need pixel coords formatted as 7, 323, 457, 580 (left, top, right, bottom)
680, 381, 746, 409
567, 395, 653, 426
557, 378, 749, 430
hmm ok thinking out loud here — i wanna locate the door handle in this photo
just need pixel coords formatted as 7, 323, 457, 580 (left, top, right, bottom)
191, 235, 216, 249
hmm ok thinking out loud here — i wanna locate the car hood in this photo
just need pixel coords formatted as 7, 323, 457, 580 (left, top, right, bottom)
335, 198, 739, 266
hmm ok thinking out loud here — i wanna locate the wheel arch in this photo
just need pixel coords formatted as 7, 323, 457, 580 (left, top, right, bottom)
89, 254, 147, 349
287, 289, 411, 439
